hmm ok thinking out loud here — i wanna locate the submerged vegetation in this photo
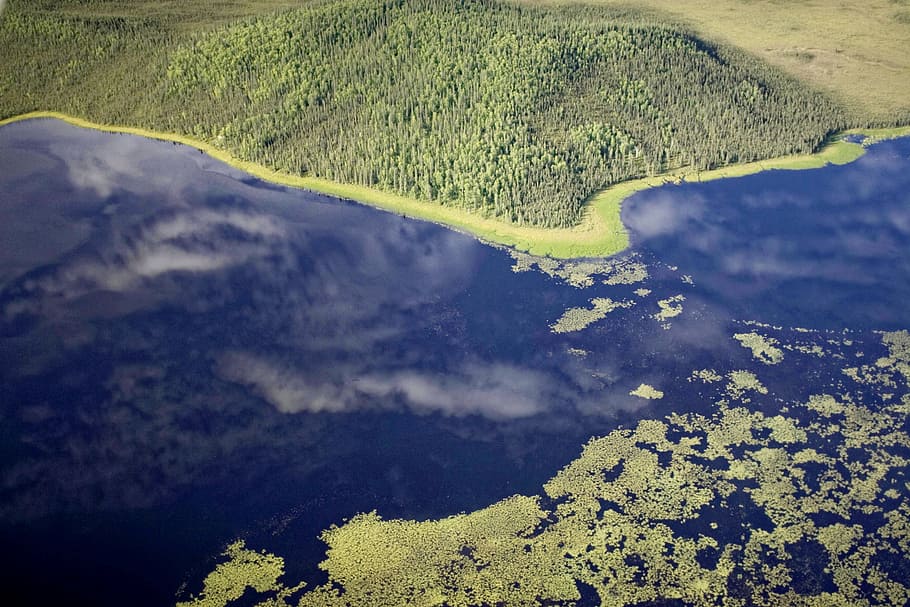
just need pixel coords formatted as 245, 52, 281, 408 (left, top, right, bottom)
629, 383, 663, 399
653, 293, 685, 326
509, 250, 648, 288
549, 296, 634, 334
734, 332, 785, 365
180, 330, 910, 606
1, 0, 848, 232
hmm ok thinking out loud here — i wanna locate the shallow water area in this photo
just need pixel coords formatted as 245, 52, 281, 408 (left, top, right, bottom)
1, 119, 909, 606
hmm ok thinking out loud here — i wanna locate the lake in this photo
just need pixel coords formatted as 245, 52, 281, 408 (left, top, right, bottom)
1, 118, 909, 606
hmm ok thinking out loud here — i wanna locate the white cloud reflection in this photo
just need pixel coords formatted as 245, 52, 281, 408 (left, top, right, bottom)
216, 351, 553, 420
3, 207, 286, 319
623, 190, 706, 239
0, 118, 714, 528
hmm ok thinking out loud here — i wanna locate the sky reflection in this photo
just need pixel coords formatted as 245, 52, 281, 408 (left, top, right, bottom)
624, 137, 910, 329
2, 119, 909, 607
0, 120, 661, 527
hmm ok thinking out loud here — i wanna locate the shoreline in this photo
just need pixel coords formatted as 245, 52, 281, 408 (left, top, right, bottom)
2, 110, 908, 259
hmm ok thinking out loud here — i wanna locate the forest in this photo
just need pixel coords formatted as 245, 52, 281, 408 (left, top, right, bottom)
0, 0, 860, 227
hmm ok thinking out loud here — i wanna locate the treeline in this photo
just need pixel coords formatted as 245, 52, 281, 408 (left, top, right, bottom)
1, 0, 850, 227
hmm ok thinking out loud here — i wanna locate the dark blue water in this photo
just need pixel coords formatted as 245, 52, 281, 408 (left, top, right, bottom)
624, 141, 910, 329
1, 119, 908, 606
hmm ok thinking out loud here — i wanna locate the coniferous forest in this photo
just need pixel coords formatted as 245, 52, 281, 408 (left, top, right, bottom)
0, 0, 854, 227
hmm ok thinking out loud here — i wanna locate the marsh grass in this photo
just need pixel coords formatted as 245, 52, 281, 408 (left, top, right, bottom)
513, 0, 910, 124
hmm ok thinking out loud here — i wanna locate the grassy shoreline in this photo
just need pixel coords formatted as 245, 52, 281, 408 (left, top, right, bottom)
3, 110, 908, 258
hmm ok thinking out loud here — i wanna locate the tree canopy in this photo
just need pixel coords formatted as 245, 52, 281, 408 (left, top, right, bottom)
1, 0, 849, 227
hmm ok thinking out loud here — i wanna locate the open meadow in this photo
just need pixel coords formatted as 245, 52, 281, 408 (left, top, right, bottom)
515, 0, 910, 123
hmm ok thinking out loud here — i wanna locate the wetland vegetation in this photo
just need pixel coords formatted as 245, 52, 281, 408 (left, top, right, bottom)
181, 331, 910, 607
516, 0, 910, 124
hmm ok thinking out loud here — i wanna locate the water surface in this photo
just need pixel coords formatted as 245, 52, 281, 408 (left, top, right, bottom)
1, 119, 909, 605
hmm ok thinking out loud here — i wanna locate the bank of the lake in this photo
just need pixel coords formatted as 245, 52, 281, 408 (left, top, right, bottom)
2, 111, 907, 258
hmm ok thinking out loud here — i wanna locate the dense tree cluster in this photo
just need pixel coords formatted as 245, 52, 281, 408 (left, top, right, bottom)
1, 0, 848, 227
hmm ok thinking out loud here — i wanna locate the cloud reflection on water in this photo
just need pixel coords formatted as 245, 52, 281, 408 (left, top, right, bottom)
217, 351, 554, 419
11, 120, 905, 532
2, 120, 665, 524
624, 138, 910, 328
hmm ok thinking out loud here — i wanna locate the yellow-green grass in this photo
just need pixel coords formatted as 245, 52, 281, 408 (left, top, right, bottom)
513, 0, 910, 124
848, 124, 910, 144
0, 111, 903, 259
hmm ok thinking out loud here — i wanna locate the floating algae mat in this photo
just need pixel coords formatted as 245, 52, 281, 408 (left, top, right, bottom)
2, 121, 910, 606
185, 334, 910, 606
